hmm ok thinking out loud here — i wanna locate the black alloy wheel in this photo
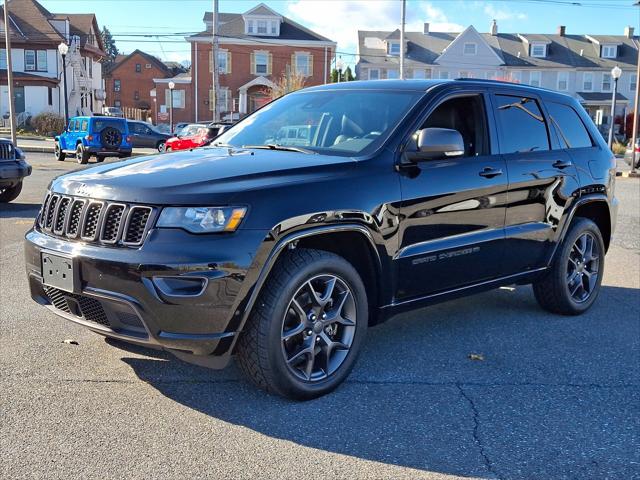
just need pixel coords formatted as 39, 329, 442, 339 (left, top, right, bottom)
100, 127, 122, 149
566, 232, 600, 303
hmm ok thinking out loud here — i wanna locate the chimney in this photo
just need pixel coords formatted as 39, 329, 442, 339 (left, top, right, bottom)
558, 25, 566, 37
423, 22, 429, 35
625, 26, 634, 38
490, 19, 498, 36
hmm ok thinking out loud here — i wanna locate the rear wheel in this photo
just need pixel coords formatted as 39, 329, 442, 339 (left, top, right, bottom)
54, 142, 65, 161
533, 218, 605, 315
0, 182, 23, 202
75, 144, 90, 164
237, 249, 368, 400
157, 141, 166, 153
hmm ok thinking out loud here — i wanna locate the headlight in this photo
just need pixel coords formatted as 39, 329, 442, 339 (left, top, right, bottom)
157, 206, 246, 233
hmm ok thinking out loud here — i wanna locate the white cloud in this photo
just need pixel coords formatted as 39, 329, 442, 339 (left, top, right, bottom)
285, 0, 463, 62
483, 4, 527, 21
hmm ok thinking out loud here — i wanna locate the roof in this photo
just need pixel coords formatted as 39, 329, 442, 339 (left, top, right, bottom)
578, 92, 629, 102
105, 49, 172, 76
358, 28, 639, 70
0, 69, 59, 86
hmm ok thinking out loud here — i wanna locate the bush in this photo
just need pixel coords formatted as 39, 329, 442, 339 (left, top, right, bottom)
611, 142, 626, 155
30, 112, 65, 136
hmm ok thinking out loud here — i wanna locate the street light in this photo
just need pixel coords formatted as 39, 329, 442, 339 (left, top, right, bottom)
168, 81, 175, 134
336, 57, 344, 83
58, 42, 69, 126
608, 65, 622, 148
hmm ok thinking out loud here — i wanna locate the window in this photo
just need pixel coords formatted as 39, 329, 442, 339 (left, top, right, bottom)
114, 80, 121, 92
412, 69, 425, 79
531, 44, 546, 58
557, 71, 568, 91
81, 120, 88, 131
486, 71, 499, 80
494, 95, 549, 154
583, 72, 593, 91
257, 20, 267, 34
218, 88, 229, 112
463, 43, 477, 55
218, 51, 228, 74
386, 69, 399, 79
87, 58, 93, 78
458, 71, 473, 78
631, 73, 638, 92
529, 71, 541, 87
546, 102, 593, 149
0, 50, 6, 69
114, 100, 121, 107
294, 53, 311, 76
368, 69, 379, 80
438, 71, 449, 79
247, 20, 254, 34
602, 73, 612, 92
135, 63, 141, 73
48, 87, 53, 106
36, 50, 47, 71
270, 21, 277, 35
25, 50, 36, 71
509, 71, 522, 83
146, 63, 152, 69
416, 94, 488, 157
388, 42, 400, 56
134, 91, 140, 101
601, 45, 617, 58
165, 89, 185, 108
254, 52, 268, 75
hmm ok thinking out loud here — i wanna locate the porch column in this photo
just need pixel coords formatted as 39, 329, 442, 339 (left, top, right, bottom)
239, 89, 248, 114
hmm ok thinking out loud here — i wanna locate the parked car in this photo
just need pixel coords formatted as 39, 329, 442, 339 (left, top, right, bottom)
102, 106, 124, 117
54, 116, 133, 164
0, 138, 30, 202
127, 120, 171, 152
26, 79, 618, 400
164, 124, 211, 152
624, 137, 640, 168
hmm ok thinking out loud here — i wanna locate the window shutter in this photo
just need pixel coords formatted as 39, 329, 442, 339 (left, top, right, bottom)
291, 54, 296, 73
180, 90, 185, 108
250, 52, 255, 75
267, 53, 273, 75
209, 89, 214, 111
227, 52, 232, 74
308, 54, 313, 77
209, 51, 213, 73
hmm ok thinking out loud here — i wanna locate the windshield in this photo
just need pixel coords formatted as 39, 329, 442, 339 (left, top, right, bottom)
92, 119, 126, 133
213, 89, 424, 157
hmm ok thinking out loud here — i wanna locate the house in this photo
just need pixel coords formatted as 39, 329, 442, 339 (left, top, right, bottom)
162, 3, 335, 124
0, 0, 106, 123
357, 22, 639, 136
104, 49, 186, 118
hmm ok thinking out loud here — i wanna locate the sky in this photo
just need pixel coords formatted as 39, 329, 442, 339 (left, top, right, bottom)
38, 0, 640, 68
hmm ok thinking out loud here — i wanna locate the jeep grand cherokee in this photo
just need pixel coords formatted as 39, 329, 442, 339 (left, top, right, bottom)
25, 80, 618, 399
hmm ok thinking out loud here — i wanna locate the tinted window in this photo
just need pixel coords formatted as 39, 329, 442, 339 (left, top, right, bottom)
92, 119, 125, 133
80, 120, 88, 131
494, 95, 549, 154
545, 102, 593, 149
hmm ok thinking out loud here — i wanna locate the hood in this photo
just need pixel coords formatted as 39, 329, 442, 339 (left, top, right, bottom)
50, 147, 355, 205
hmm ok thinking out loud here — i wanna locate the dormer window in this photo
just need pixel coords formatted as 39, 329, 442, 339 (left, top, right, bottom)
531, 43, 547, 58
463, 43, 477, 55
247, 20, 254, 34
602, 45, 617, 58
257, 20, 267, 34
388, 42, 400, 56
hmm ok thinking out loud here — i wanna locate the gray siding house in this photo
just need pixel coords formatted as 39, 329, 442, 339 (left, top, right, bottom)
356, 22, 638, 137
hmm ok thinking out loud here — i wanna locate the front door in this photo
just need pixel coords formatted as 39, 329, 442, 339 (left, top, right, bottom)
395, 92, 508, 301
490, 92, 581, 274
14, 86, 25, 114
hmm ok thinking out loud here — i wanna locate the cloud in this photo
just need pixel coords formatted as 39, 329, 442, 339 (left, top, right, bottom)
285, 0, 463, 61
483, 4, 527, 21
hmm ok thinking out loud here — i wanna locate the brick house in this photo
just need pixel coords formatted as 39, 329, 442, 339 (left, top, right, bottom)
104, 49, 185, 119
181, 3, 335, 122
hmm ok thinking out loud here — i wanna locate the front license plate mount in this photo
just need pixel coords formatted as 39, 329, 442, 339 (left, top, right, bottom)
41, 252, 78, 293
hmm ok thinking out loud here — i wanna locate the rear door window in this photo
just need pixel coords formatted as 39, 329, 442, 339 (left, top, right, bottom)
92, 119, 125, 133
493, 94, 549, 154
80, 120, 88, 131
545, 102, 593, 149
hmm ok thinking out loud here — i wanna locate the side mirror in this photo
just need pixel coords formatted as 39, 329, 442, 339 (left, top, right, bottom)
407, 128, 465, 162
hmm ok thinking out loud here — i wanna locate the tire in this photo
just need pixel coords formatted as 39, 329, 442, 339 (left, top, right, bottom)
96, 156, 105, 163
54, 142, 66, 161
533, 217, 605, 315
75, 144, 90, 164
165, 146, 172, 153
99, 127, 122, 149
157, 141, 166, 153
237, 248, 368, 400
0, 181, 23, 203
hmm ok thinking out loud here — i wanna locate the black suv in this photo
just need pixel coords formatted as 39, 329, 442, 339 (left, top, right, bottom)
0, 138, 30, 202
25, 80, 618, 399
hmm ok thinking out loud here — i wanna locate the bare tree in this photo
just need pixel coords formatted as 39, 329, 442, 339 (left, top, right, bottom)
269, 67, 306, 100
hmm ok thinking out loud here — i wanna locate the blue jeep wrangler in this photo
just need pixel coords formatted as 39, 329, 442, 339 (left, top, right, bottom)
54, 116, 133, 164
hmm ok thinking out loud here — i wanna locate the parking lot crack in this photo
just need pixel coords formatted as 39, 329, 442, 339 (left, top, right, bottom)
456, 383, 502, 480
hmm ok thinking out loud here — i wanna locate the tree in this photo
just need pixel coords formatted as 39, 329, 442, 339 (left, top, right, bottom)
269, 66, 306, 100
330, 66, 355, 83
100, 27, 119, 65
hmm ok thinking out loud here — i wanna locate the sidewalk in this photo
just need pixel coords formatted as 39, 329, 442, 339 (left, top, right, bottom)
17, 137, 157, 156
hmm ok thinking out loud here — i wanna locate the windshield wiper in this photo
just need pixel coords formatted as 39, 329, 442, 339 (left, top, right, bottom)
242, 144, 316, 154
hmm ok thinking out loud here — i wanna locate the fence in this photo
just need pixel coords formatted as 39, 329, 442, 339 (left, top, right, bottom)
121, 107, 148, 121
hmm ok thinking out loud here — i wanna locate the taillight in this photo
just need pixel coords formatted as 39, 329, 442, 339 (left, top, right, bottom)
635, 146, 640, 153
85, 134, 93, 141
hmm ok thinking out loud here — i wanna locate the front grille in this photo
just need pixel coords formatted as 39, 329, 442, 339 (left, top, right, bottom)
39, 193, 154, 247
44, 286, 110, 327
0, 142, 15, 160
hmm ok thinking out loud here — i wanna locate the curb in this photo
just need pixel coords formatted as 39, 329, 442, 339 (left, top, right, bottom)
19, 145, 54, 154
616, 171, 640, 178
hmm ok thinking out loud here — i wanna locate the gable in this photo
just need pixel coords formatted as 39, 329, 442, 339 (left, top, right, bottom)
435, 26, 503, 66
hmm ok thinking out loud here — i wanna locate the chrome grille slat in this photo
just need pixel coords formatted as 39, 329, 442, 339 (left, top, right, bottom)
38, 193, 154, 248
0, 142, 14, 160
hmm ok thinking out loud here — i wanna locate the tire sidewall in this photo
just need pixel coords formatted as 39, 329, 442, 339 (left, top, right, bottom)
265, 254, 368, 399
556, 218, 605, 313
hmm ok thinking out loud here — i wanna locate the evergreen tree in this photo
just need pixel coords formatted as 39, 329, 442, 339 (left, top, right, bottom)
101, 27, 119, 65
330, 66, 355, 83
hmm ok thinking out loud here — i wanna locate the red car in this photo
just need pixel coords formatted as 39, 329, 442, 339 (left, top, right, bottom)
165, 124, 209, 152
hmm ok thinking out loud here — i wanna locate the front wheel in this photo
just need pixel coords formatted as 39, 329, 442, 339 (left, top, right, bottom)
533, 218, 605, 315
54, 142, 66, 161
237, 249, 368, 400
157, 141, 166, 153
0, 182, 23, 202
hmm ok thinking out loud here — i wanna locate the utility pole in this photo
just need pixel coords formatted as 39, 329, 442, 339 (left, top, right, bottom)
212, 0, 219, 123
3, 0, 17, 144
400, 0, 406, 79
631, 7, 640, 173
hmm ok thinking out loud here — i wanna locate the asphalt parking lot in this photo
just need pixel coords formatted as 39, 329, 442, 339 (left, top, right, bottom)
1, 152, 639, 479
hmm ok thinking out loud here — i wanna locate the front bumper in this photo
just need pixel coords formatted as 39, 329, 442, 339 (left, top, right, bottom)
25, 226, 268, 368
0, 160, 31, 187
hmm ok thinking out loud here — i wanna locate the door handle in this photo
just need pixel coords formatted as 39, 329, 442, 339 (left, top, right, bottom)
479, 167, 503, 178
553, 160, 573, 169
